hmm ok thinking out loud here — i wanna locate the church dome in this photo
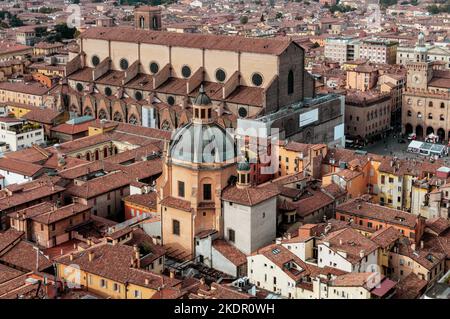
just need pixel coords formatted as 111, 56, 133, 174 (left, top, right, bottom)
169, 122, 236, 164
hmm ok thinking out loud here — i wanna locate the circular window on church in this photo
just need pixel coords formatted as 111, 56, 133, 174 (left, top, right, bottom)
135, 91, 143, 101
92, 55, 100, 67
149, 62, 159, 74
215, 68, 226, 82
238, 107, 248, 118
251, 73, 263, 87
104, 87, 112, 96
167, 96, 175, 106
76, 83, 84, 92
181, 65, 192, 78
119, 58, 129, 71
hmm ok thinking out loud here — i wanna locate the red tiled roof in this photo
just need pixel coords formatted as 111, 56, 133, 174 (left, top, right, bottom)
56, 244, 180, 290
123, 192, 157, 210
212, 239, 247, 266
65, 171, 132, 199
319, 228, 379, 265
370, 226, 401, 248
80, 27, 293, 56
221, 185, 279, 206
0, 158, 44, 177
159, 196, 192, 212
336, 196, 419, 229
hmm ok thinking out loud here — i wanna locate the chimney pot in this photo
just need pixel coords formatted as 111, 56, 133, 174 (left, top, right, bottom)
88, 251, 94, 262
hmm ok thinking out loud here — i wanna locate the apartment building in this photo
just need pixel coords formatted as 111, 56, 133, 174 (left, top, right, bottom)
344, 91, 392, 140
0, 81, 51, 107
0, 117, 44, 152
335, 196, 426, 244
8, 201, 91, 248
358, 39, 398, 65
324, 37, 360, 64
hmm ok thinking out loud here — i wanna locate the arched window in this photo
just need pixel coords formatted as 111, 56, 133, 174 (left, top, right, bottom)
114, 146, 118, 154
113, 112, 123, 122
429, 101, 433, 107
139, 16, 145, 29
441, 102, 445, 108
152, 16, 158, 29
161, 120, 171, 131
428, 113, 433, 119
103, 147, 109, 158
417, 112, 422, 118
84, 107, 92, 116
287, 70, 294, 95
407, 110, 412, 117
95, 149, 99, 161
440, 114, 445, 121
98, 109, 107, 120
86, 152, 91, 161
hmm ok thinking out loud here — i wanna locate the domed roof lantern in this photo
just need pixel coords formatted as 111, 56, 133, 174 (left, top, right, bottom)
194, 85, 211, 106
237, 160, 251, 189
193, 84, 213, 124
237, 161, 251, 172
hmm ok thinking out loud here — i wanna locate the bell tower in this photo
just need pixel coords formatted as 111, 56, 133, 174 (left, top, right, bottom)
134, 6, 162, 31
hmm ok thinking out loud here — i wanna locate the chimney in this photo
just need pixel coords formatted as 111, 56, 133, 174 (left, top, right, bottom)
133, 245, 140, 268
411, 243, 416, 251
420, 240, 424, 249
359, 250, 365, 258
88, 251, 94, 262
145, 278, 149, 285
287, 232, 292, 240
169, 270, 175, 279
69, 253, 74, 261
339, 239, 343, 245
199, 277, 205, 285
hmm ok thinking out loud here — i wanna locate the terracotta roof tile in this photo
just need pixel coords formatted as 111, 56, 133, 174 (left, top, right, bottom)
222, 185, 279, 206
336, 196, 419, 229
80, 27, 293, 56
212, 239, 247, 266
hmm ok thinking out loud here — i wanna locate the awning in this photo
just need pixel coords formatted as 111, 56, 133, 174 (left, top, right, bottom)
371, 278, 397, 297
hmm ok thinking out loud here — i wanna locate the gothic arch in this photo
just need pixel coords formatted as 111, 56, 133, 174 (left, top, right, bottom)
83, 107, 93, 116
113, 111, 123, 122
98, 108, 108, 120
